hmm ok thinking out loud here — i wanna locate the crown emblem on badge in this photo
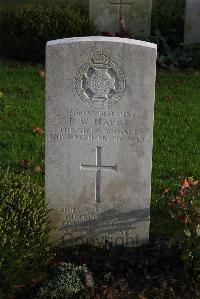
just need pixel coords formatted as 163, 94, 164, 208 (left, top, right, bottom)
75, 50, 126, 109
91, 51, 110, 67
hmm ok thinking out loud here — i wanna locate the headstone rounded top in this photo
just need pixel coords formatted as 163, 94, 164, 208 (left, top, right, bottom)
46, 36, 157, 50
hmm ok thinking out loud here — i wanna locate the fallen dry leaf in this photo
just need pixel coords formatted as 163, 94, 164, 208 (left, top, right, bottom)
169, 209, 190, 223
188, 176, 194, 183
39, 70, 45, 78
163, 95, 173, 101
176, 79, 186, 85
7, 112, 17, 117
179, 189, 185, 197
181, 179, 190, 189
48, 258, 64, 265
33, 127, 44, 135
169, 197, 185, 208
35, 165, 44, 173
163, 188, 170, 193
177, 214, 190, 223
188, 176, 199, 186
175, 197, 185, 207
20, 160, 30, 169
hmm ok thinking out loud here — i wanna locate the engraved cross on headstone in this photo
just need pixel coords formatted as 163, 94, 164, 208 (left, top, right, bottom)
109, 0, 132, 32
81, 146, 117, 203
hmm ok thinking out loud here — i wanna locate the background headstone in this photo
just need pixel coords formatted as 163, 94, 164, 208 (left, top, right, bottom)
184, 0, 200, 43
89, 0, 152, 38
46, 36, 157, 247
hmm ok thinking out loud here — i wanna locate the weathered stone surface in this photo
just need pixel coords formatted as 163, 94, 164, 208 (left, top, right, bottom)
45, 36, 157, 247
89, 0, 152, 38
184, 0, 200, 43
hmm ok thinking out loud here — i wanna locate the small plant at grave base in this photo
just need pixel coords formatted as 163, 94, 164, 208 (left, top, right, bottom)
0, 169, 54, 297
38, 262, 94, 299
166, 177, 200, 277
101, 16, 133, 39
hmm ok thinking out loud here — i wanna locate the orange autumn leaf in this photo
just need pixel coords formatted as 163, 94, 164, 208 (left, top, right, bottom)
33, 127, 44, 135
181, 179, 190, 189
20, 159, 30, 169
39, 70, 45, 78
35, 165, 43, 173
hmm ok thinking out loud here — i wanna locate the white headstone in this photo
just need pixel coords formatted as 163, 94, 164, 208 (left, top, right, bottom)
184, 0, 200, 43
45, 36, 157, 247
89, 0, 152, 38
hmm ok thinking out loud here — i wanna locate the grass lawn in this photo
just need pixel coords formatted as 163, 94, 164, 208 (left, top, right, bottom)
0, 60, 199, 237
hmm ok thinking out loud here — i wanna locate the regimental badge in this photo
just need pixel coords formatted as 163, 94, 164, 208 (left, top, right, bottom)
75, 50, 126, 109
